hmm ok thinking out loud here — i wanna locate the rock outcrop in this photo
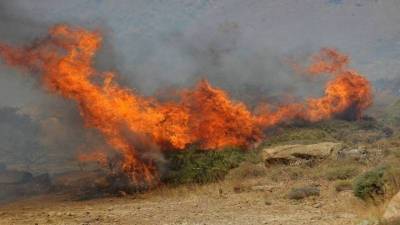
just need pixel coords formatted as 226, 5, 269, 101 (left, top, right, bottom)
262, 142, 343, 166
383, 191, 400, 222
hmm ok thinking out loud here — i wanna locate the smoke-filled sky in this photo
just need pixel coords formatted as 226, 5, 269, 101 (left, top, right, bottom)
1, 0, 400, 108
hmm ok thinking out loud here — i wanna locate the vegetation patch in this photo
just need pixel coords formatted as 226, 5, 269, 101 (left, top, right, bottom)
353, 166, 386, 200
353, 165, 400, 201
162, 146, 247, 185
325, 165, 360, 181
227, 162, 266, 180
262, 118, 390, 148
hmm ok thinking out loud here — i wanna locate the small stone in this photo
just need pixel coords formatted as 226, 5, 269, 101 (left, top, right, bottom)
118, 191, 127, 197
313, 203, 322, 208
264, 200, 272, 205
383, 191, 400, 222
251, 185, 275, 192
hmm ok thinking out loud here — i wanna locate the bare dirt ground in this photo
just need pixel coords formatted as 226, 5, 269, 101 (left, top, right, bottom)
0, 179, 368, 225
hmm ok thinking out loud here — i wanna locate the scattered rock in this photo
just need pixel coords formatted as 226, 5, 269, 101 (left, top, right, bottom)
383, 191, 400, 222
262, 142, 343, 167
118, 191, 127, 197
313, 203, 322, 208
219, 188, 223, 197
336, 148, 368, 162
233, 186, 243, 193
250, 185, 275, 192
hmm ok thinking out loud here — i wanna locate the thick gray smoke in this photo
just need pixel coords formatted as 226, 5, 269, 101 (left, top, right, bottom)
0, 2, 110, 174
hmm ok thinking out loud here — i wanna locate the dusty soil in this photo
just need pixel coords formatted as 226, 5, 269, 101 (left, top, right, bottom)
0, 179, 368, 225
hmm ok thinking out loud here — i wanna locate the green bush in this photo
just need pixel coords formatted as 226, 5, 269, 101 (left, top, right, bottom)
353, 166, 386, 200
162, 146, 246, 185
353, 165, 400, 201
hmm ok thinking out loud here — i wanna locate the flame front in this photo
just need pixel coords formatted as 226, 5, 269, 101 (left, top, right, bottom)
0, 25, 372, 184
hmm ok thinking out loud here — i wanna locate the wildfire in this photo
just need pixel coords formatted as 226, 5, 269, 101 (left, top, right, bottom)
0, 25, 372, 184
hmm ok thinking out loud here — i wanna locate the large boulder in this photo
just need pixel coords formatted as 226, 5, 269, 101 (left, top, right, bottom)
383, 191, 400, 222
262, 142, 343, 166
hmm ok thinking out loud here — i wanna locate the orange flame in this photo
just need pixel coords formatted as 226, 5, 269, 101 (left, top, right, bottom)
0, 25, 372, 184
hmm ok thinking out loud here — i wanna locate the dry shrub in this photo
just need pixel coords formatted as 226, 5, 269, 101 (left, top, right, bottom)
325, 165, 360, 181
288, 185, 320, 200
335, 180, 353, 192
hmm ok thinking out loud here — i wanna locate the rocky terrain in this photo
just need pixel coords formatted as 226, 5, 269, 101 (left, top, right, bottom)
1, 118, 400, 225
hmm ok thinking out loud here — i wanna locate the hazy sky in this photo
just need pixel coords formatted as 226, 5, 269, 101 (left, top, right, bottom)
1, 0, 400, 108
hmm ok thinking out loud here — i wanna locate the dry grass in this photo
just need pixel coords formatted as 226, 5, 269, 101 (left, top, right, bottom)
226, 162, 266, 180
334, 180, 353, 192
324, 165, 360, 181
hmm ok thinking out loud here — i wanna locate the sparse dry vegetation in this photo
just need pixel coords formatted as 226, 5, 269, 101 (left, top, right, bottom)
325, 165, 360, 181
287, 185, 320, 200
2, 113, 400, 224
335, 180, 353, 192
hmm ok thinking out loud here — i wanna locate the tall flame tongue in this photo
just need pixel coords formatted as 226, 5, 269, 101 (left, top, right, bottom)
304, 48, 373, 121
0, 25, 372, 185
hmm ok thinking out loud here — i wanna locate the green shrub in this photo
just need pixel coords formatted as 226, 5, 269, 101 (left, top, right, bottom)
325, 165, 360, 181
353, 166, 386, 200
353, 165, 400, 201
162, 146, 246, 185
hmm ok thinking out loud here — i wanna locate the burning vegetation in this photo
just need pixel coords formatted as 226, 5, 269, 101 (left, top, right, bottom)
0, 25, 372, 188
